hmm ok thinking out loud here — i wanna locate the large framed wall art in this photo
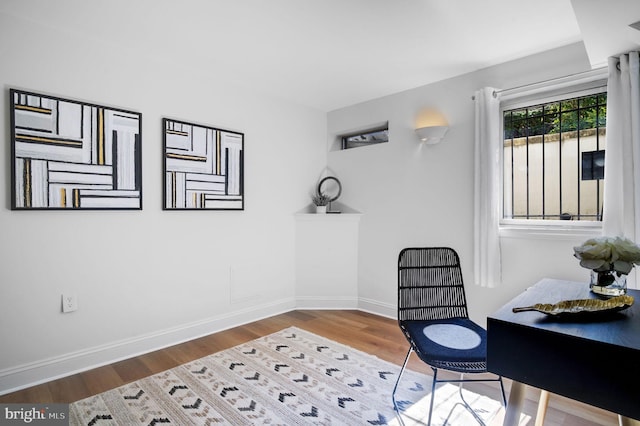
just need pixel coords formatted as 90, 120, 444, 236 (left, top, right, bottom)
10, 89, 142, 210
163, 118, 244, 210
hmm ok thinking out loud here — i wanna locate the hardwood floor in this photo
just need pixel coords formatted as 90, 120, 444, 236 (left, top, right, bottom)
0, 310, 620, 425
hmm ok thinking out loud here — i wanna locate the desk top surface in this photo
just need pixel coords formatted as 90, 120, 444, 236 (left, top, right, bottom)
488, 278, 640, 350
488, 278, 640, 419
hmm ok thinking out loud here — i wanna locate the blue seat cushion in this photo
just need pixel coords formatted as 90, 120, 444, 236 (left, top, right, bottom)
400, 317, 487, 364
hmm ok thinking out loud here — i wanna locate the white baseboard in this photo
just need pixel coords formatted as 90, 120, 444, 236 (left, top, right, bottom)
294, 296, 359, 309
357, 297, 396, 319
294, 296, 396, 319
0, 296, 397, 396
0, 297, 296, 396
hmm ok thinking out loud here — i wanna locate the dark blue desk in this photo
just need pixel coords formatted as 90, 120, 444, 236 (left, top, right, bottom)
487, 278, 640, 424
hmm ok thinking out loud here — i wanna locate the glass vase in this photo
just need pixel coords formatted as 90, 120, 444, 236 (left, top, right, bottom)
590, 270, 627, 297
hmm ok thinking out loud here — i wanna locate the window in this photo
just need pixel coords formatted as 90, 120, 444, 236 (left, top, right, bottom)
340, 125, 388, 150
502, 90, 607, 222
582, 150, 605, 180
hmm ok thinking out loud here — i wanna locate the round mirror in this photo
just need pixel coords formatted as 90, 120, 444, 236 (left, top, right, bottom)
317, 176, 342, 202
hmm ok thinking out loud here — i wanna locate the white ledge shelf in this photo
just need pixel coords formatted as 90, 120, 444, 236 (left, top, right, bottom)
295, 201, 362, 217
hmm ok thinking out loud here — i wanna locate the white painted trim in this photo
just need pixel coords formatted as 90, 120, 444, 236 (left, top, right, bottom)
499, 221, 601, 240
0, 295, 399, 396
0, 297, 296, 396
294, 296, 359, 309
294, 212, 362, 221
357, 297, 396, 319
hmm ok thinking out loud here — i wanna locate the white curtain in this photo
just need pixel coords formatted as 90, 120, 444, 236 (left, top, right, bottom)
603, 52, 640, 288
474, 87, 502, 288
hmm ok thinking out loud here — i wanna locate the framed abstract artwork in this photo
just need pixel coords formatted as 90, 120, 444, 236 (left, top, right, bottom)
10, 89, 142, 210
163, 118, 244, 210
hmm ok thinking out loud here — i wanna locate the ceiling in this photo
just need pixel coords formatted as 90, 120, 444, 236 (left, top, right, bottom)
571, 0, 640, 68
2, 0, 640, 112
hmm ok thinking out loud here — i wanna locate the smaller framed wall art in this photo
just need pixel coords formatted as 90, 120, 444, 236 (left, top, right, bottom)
163, 118, 244, 210
10, 89, 142, 210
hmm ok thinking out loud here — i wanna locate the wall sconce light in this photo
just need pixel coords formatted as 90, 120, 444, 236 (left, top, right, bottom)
415, 125, 448, 144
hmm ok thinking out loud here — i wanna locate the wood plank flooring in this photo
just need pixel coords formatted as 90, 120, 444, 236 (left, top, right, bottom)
0, 310, 620, 425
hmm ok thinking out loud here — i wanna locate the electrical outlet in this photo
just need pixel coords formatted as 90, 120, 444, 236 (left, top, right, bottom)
62, 294, 78, 313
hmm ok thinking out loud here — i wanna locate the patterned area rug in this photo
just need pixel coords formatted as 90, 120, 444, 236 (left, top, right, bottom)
69, 327, 501, 425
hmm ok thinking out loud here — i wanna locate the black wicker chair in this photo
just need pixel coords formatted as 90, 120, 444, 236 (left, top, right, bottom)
392, 247, 506, 425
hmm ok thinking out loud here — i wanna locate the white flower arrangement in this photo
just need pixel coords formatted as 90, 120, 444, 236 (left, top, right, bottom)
573, 236, 640, 276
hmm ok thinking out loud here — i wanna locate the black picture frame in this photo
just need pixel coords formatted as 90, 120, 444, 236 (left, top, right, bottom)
163, 118, 244, 210
10, 88, 142, 210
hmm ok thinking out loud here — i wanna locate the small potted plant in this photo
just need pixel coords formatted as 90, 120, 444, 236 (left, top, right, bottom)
312, 193, 331, 214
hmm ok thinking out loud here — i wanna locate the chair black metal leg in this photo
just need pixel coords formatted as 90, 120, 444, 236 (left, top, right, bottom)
393, 353, 506, 425
392, 347, 413, 425
456, 373, 487, 426
428, 367, 438, 426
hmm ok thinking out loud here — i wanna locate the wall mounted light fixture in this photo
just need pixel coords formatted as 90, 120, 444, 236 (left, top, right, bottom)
415, 125, 448, 144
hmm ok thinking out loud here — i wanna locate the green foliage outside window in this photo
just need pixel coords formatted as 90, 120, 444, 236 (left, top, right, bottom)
504, 93, 607, 139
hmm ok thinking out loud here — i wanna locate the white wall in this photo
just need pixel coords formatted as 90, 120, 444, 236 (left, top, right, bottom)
327, 42, 600, 323
0, 9, 611, 395
0, 10, 326, 393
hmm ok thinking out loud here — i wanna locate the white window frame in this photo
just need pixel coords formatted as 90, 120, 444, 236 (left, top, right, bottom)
497, 70, 608, 240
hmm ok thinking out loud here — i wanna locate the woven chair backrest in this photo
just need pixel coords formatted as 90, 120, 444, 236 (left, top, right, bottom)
398, 247, 469, 321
